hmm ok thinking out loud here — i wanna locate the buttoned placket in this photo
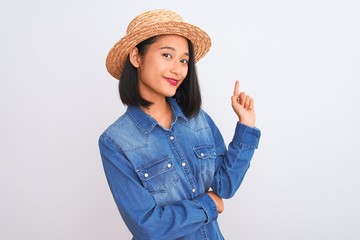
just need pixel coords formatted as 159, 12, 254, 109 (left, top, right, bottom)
167, 130, 198, 198
167, 128, 211, 240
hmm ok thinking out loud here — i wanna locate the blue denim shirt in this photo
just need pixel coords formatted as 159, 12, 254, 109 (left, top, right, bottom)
99, 97, 261, 240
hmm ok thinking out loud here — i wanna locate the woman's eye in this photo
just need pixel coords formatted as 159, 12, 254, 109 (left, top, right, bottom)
180, 59, 189, 64
163, 53, 171, 59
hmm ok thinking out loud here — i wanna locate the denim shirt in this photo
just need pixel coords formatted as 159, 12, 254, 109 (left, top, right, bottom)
99, 97, 261, 240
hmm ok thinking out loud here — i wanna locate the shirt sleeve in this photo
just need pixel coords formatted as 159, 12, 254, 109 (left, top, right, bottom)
98, 133, 218, 240
205, 114, 261, 199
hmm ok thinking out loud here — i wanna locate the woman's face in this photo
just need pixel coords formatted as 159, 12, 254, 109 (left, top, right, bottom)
136, 35, 189, 102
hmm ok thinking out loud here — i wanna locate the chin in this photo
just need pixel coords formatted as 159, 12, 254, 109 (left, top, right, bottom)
164, 90, 177, 97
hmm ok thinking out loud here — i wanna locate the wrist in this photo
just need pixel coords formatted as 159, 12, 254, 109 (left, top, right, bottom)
239, 119, 255, 128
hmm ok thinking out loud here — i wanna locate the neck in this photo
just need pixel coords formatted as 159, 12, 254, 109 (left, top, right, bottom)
141, 98, 173, 129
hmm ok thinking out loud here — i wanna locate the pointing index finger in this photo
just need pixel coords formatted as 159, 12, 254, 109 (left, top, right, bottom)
233, 80, 240, 96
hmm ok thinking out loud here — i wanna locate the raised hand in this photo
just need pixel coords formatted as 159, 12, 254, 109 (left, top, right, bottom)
231, 80, 256, 127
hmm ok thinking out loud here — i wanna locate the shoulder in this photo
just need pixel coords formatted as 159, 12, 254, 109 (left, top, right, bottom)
99, 112, 141, 147
198, 108, 216, 126
101, 113, 128, 136
182, 108, 217, 131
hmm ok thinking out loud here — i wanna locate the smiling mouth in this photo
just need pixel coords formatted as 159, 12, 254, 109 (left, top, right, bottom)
165, 77, 179, 86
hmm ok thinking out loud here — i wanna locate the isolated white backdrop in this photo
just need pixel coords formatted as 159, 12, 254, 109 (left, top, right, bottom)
1, 0, 360, 239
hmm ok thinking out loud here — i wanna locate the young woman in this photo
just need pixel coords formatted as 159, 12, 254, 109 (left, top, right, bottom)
99, 9, 261, 240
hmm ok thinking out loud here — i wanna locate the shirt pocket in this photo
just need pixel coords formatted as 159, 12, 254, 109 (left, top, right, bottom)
136, 155, 179, 194
193, 145, 217, 175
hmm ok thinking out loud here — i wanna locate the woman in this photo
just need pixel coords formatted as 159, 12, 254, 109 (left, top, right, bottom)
99, 9, 261, 240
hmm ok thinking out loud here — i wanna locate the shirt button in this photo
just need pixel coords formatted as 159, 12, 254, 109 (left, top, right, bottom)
192, 188, 196, 193
200, 153, 205, 157
144, 173, 149, 178
167, 163, 172, 168
181, 162, 186, 167
169, 136, 175, 140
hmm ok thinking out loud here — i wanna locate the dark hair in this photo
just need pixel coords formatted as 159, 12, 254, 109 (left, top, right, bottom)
119, 36, 202, 118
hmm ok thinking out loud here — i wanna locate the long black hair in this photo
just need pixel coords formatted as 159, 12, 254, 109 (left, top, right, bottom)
119, 35, 202, 118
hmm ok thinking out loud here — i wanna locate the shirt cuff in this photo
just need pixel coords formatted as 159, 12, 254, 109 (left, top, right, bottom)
232, 122, 261, 149
193, 193, 218, 224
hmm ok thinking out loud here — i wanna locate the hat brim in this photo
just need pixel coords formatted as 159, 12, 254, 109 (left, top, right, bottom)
106, 21, 211, 80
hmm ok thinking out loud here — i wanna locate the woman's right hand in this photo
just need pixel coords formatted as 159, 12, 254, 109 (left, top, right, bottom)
231, 80, 256, 127
207, 191, 224, 213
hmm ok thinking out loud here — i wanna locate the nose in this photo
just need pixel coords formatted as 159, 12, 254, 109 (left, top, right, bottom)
170, 61, 180, 76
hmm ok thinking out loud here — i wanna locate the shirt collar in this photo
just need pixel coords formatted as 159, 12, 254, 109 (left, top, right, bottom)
126, 97, 188, 134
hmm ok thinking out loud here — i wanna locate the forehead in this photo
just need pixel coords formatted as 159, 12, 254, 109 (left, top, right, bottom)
152, 35, 189, 50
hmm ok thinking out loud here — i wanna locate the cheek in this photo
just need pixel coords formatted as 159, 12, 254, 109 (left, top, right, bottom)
144, 58, 165, 73
181, 66, 189, 79
140, 60, 159, 77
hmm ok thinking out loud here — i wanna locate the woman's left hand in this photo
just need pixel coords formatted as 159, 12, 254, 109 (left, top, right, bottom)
231, 80, 256, 127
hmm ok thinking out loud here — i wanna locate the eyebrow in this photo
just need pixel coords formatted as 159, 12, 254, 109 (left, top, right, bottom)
159, 46, 189, 57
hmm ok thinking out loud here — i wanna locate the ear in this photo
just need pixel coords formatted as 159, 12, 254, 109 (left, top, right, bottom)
129, 47, 141, 68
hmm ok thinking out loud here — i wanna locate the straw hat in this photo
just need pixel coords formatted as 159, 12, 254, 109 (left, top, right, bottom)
106, 9, 211, 80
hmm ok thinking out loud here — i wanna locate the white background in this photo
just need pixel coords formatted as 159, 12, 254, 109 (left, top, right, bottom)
1, 0, 360, 239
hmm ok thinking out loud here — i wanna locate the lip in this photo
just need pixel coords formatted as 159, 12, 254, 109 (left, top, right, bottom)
165, 77, 179, 86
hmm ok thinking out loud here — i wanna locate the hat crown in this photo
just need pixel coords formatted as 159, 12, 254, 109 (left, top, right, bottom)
127, 9, 184, 34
